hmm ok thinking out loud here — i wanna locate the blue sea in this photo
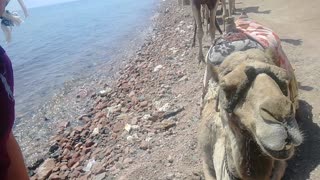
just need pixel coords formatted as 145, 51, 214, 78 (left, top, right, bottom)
4, 0, 156, 120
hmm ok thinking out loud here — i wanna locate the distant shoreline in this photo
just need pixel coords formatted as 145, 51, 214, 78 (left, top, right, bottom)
13, 0, 158, 167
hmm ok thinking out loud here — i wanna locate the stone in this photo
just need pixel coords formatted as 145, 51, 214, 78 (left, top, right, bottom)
95, 102, 108, 110
124, 124, 132, 133
36, 159, 55, 180
92, 127, 99, 135
153, 65, 163, 72
131, 117, 139, 125
113, 122, 124, 133
83, 159, 96, 172
140, 141, 149, 150
117, 114, 129, 121
92, 162, 106, 174
158, 103, 171, 112
49, 144, 59, 154
69, 170, 80, 178
168, 155, 174, 163
85, 140, 95, 147
142, 114, 151, 121
48, 172, 61, 180
60, 165, 68, 171
67, 158, 78, 168
59, 121, 70, 128
123, 158, 133, 164
178, 76, 188, 82
93, 172, 106, 180
99, 88, 112, 97
140, 101, 148, 107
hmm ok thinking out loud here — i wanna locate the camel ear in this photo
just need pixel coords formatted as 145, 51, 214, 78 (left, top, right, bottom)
219, 63, 248, 94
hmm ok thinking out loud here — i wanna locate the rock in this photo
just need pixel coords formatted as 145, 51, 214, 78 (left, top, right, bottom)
124, 124, 132, 133
69, 170, 80, 178
155, 120, 176, 131
163, 107, 185, 119
131, 117, 139, 125
83, 159, 96, 172
93, 172, 106, 180
28, 158, 44, 171
99, 88, 112, 97
166, 173, 175, 180
92, 162, 106, 174
59, 121, 70, 128
49, 144, 59, 154
178, 76, 188, 82
117, 113, 129, 121
139, 101, 148, 107
168, 155, 174, 163
126, 135, 134, 142
60, 165, 68, 171
92, 127, 99, 136
95, 102, 108, 110
140, 141, 149, 150
36, 159, 55, 180
159, 103, 171, 112
153, 65, 163, 72
113, 122, 124, 133
142, 114, 152, 121
67, 158, 78, 168
48, 172, 61, 180
123, 158, 133, 164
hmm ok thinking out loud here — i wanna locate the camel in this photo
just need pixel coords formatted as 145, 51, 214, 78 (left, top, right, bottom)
191, 0, 220, 63
199, 49, 303, 180
221, 0, 235, 17
199, 15, 302, 180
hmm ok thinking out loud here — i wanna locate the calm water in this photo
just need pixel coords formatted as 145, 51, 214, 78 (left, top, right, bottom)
3, 0, 155, 119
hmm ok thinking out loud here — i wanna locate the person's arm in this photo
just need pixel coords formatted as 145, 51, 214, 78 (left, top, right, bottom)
6, 131, 29, 180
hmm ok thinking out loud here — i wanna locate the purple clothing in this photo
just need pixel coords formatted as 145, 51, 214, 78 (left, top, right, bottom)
0, 46, 14, 179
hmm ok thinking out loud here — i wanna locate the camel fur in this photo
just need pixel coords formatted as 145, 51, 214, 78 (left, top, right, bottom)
199, 49, 303, 180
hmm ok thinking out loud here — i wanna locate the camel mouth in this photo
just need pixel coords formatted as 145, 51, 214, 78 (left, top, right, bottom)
261, 143, 294, 160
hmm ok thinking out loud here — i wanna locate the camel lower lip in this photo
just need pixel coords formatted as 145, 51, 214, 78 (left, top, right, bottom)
263, 145, 293, 160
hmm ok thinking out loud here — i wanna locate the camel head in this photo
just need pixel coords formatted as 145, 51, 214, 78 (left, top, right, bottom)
218, 49, 303, 160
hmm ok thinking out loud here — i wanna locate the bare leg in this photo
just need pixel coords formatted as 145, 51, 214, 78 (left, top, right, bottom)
192, 3, 205, 63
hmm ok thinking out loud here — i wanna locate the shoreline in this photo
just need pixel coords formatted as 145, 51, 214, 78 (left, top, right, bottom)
15, 0, 158, 168
29, 0, 205, 179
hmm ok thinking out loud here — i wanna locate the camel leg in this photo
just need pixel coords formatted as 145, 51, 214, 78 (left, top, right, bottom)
203, 65, 213, 92
228, 0, 235, 15
192, 3, 205, 63
192, 20, 197, 47
220, 0, 228, 32
209, 4, 218, 43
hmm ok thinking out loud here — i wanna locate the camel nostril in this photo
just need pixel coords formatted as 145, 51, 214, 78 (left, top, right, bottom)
285, 137, 291, 145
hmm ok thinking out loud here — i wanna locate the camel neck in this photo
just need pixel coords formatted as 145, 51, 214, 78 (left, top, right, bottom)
226, 126, 274, 180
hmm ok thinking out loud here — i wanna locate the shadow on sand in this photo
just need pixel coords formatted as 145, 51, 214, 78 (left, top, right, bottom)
281, 39, 303, 46
284, 100, 320, 179
241, 6, 271, 14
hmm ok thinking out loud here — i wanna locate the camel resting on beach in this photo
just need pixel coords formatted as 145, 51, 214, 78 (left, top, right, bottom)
199, 49, 303, 180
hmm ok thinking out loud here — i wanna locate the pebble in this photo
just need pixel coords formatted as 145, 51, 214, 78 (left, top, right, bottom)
140, 141, 149, 150
154, 65, 164, 72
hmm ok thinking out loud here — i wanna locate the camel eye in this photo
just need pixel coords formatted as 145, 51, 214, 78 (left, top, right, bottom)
260, 108, 280, 123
